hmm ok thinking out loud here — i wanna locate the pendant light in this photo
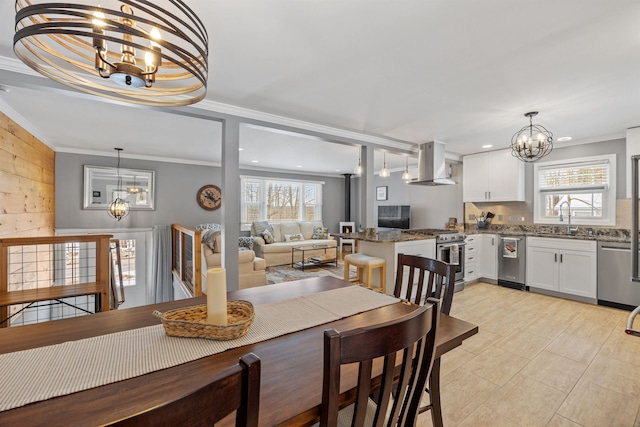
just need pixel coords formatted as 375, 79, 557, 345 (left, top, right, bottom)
108, 148, 130, 221
379, 152, 390, 178
511, 112, 554, 162
354, 152, 363, 175
127, 175, 141, 194
401, 156, 412, 182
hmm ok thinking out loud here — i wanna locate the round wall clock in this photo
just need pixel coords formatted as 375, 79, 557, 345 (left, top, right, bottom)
197, 185, 222, 211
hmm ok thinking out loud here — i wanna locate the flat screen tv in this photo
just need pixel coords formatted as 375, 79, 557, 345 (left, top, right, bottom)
378, 205, 410, 229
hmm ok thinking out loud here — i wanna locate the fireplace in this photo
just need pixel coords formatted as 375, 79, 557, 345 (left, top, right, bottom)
341, 223, 354, 233
339, 222, 356, 254
340, 224, 354, 233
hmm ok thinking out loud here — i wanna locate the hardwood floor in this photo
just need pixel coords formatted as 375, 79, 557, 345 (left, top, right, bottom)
417, 281, 640, 427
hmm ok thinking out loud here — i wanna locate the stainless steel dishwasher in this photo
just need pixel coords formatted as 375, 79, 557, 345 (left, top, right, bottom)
597, 241, 640, 311
498, 235, 526, 290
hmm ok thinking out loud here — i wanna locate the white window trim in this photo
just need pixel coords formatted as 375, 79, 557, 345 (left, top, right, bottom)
533, 154, 616, 226
240, 175, 324, 231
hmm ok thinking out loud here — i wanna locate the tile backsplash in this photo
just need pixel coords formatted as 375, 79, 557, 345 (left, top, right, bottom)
464, 199, 632, 230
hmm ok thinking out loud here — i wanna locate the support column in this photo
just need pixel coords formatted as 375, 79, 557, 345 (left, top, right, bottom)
343, 173, 352, 221
221, 118, 240, 291
358, 146, 375, 229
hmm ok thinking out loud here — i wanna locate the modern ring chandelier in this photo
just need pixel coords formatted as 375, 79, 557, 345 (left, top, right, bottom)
14, 0, 208, 107
511, 111, 554, 163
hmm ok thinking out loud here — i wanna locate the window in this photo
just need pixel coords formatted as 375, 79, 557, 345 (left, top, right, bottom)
534, 154, 616, 226
111, 239, 137, 287
240, 176, 323, 229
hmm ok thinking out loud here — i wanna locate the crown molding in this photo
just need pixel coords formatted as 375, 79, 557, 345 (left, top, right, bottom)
54, 146, 219, 167
57, 146, 348, 177
0, 56, 43, 77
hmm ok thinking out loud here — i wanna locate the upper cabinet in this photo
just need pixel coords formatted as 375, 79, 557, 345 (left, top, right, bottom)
463, 149, 525, 202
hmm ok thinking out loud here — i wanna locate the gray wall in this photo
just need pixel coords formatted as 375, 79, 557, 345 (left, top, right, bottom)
371, 161, 464, 230
55, 153, 345, 232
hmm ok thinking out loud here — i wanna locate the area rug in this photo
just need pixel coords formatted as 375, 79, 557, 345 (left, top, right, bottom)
266, 261, 355, 284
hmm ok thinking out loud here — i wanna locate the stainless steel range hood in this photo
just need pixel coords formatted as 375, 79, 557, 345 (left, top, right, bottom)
408, 141, 456, 186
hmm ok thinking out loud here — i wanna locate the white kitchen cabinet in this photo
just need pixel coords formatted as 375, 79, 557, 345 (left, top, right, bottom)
463, 149, 525, 202
526, 237, 597, 299
557, 249, 597, 298
527, 246, 559, 291
480, 234, 498, 280
464, 234, 480, 282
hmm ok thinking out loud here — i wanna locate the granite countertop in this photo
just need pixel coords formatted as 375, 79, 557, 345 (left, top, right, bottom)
333, 230, 440, 243
335, 226, 632, 244
465, 225, 631, 243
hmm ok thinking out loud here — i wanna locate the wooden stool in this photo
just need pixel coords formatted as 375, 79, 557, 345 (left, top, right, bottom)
343, 253, 386, 293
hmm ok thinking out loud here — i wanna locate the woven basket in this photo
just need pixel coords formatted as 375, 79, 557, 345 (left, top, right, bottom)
153, 300, 254, 340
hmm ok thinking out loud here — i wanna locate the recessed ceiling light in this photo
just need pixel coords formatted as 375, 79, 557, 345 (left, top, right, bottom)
296, 165, 303, 168
557, 136, 572, 142
238, 148, 244, 151
251, 160, 259, 163
482, 144, 493, 149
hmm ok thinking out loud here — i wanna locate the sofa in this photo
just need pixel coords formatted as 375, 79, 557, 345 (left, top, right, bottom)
199, 225, 268, 289
251, 220, 337, 267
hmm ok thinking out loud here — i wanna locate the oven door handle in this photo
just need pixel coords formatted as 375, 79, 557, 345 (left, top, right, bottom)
438, 242, 467, 248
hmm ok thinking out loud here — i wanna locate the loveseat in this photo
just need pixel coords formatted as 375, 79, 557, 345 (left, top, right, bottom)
199, 226, 267, 289
251, 221, 337, 267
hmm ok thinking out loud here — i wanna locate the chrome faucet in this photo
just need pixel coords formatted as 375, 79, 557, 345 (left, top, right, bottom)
558, 201, 579, 235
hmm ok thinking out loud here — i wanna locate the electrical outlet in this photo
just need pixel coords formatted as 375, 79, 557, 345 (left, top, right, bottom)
498, 215, 503, 221
468, 214, 475, 220
509, 215, 524, 222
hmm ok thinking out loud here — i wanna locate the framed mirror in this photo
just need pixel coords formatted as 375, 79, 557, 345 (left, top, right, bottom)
83, 165, 155, 210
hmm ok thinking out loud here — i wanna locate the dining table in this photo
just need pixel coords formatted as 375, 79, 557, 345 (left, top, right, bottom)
0, 276, 478, 426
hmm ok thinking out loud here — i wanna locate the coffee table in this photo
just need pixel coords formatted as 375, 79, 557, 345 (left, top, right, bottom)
291, 244, 338, 270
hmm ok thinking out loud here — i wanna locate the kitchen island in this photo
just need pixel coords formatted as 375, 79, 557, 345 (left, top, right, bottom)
335, 229, 442, 295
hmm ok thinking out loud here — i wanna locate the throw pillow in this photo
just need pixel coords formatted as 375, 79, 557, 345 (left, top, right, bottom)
261, 229, 275, 244
253, 221, 273, 237
195, 223, 221, 231
201, 229, 220, 252
284, 233, 304, 242
238, 236, 254, 251
312, 226, 329, 239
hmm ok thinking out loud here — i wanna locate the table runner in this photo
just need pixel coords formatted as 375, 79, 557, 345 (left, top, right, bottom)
0, 286, 400, 412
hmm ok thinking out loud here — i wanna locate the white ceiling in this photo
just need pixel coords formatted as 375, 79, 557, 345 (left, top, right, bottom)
0, 0, 639, 175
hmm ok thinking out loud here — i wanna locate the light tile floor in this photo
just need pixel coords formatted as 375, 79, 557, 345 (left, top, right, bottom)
417, 281, 640, 427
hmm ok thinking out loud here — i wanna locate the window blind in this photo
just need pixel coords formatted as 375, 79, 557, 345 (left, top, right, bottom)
538, 160, 609, 193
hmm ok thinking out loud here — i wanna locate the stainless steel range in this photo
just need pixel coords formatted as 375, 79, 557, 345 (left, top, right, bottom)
435, 231, 466, 292
392, 228, 467, 291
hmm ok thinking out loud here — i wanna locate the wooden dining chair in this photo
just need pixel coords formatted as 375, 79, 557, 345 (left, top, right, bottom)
394, 253, 455, 314
109, 353, 261, 427
319, 299, 440, 427
393, 253, 455, 426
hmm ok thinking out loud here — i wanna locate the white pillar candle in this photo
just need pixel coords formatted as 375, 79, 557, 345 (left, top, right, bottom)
206, 267, 227, 325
